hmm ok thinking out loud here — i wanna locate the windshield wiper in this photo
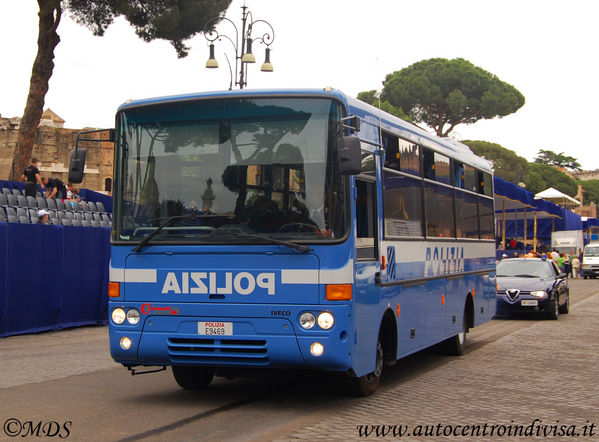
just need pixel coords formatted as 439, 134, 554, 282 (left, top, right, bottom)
513, 274, 538, 278
234, 232, 309, 253
133, 213, 198, 253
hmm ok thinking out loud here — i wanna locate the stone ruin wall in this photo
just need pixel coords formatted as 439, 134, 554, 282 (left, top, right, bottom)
0, 121, 113, 194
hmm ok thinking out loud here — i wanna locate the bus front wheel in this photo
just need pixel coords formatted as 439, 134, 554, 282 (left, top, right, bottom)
172, 366, 215, 390
348, 340, 383, 397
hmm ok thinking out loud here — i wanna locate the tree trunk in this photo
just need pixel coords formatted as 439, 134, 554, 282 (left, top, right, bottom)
9, 0, 62, 181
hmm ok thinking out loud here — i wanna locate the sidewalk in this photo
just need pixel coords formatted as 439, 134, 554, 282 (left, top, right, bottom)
0, 325, 118, 390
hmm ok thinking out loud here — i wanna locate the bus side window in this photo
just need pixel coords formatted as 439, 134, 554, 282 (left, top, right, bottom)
356, 179, 377, 260
422, 148, 435, 180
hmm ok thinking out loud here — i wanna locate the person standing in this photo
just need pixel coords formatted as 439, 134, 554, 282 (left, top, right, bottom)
42, 177, 68, 200
20, 158, 45, 197
572, 255, 581, 279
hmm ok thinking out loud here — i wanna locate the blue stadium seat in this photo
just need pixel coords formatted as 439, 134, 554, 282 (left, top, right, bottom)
17, 195, 28, 207
54, 199, 64, 211
0, 194, 7, 206
7, 215, 17, 223
16, 208, 28, 218
27, 196, 37, 208
1, 188, 11, 195
96, 202, 106, 213
0, 207, 6, 222
12, 189, 22, 196
5, 207, 17, 218
61, 218, 72, 226
88, 201, 98, 212
84, 213, 93, 221
19, 216, 30, 224
81, 220, 91, 227
6, 194, 17, 206
72, 219, 82, 227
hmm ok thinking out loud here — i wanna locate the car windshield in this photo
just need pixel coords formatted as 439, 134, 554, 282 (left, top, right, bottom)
496, 260, 554, 278
114, 97, 347, 244
585, 247, 599, 257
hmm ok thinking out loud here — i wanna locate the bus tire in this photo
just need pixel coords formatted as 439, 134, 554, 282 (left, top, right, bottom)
348, 340, 383, 397
172, 366, 215, 390
444, 315, 467, 356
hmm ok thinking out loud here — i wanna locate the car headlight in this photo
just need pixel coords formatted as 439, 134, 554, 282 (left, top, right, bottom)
299, 312, 316, 329
317, 312, 335, 329
126, 309, 140, 325
530, 290, 547, 298
111, 308, 126, 324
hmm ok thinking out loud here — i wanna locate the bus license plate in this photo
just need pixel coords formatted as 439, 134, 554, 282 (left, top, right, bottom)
198, 321, 233, 336
521, 300, 538, 307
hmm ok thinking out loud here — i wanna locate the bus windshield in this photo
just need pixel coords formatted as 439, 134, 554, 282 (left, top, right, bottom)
114, 97, 347, 244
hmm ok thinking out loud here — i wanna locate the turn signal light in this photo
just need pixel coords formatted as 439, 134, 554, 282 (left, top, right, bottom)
109, 282, 120, 298
326, 284, 352, 301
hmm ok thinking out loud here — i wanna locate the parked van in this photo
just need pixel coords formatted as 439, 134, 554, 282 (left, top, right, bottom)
582, 243, 599, 279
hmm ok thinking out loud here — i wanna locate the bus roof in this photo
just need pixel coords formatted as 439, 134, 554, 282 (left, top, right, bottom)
118, 88, 492, 173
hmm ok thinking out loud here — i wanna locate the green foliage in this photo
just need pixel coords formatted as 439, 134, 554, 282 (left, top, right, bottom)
524, 163, 578, 197
381, 58, 525, 136
534, 149, 582, 171
356, 90, 412, 122
67, 0, 233, 57
579, 179, 599, 205
462, 140, 529, 184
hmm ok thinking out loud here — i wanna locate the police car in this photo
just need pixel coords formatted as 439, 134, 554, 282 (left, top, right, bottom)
496, 257, 569, 320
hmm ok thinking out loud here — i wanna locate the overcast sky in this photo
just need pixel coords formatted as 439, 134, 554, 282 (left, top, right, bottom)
2, 0, 598, 169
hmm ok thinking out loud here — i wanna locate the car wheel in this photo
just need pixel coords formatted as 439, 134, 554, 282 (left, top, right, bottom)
444, 314, 467, 356
547, 297, 559, 320
348, 340, 383, 397
559, 292, 570, 314
172, 366, 215, 390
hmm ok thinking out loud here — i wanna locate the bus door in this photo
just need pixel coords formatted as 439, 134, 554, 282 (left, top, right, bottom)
353, 157, 382, 375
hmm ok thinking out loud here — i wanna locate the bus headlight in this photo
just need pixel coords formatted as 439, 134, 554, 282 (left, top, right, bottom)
310, 342, 324, 357
317, 312, 335, 329
120, 336, 132, 350
126, 309, 140, 325
530, 290, 547, 298
299, 312, 316, 329
112, 308, 126, 325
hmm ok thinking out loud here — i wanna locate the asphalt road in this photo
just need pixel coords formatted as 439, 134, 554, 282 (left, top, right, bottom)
1, 279, 598, 441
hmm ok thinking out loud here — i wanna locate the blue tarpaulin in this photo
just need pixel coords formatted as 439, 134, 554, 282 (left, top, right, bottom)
0, 223, 110, 338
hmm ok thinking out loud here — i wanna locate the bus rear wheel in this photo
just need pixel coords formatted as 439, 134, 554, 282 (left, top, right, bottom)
348, 340, 383, 397
444, 315, 467, 356
172, 366, 215, 390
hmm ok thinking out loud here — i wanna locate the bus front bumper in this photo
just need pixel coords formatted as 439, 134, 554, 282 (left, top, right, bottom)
109, 303, 352, 372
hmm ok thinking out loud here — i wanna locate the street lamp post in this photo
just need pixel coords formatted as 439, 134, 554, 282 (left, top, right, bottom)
204, 3, 275, 89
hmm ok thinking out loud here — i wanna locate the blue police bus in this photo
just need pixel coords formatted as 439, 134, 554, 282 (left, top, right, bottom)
108, 88, 496, 396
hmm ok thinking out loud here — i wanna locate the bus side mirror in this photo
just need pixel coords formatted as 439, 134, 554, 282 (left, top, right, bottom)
68, 148, 87, 183
337, 136, 362, 175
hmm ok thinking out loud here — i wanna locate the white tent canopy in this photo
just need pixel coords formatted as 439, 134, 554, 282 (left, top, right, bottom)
534, 187, 581, 208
